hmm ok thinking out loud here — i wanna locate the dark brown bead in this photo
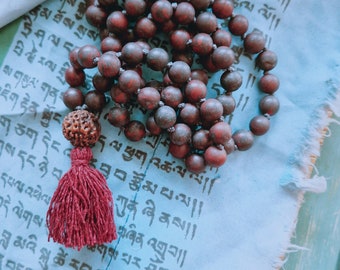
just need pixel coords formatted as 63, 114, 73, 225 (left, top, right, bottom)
84, 90, 106, 112
98, 0, 116, 6
137, 87, 161, 110
200, 55, 220, 73
85, 5, 107, 28
124, 120, 146, 141
170, 29, 191, 51
217, 94, 236, 115
212, 0, 233, 19
200, 98, 223, 122
249, 115, 270, 136
106, 11, 128, 34
134, 17, 157, 39
100, 36, 122, 53
146, 48, 169, 71
184, 79, 207, 103
154, 105, 177, 129
160, 19, 177, 33
151, 0, 173, 23
179, 103, 200, 126
173, 2, 196, 25
256, 50, 278, 71
220, 70, 242, 93
77, 45, 101, 68
212, 29, 232, 47
172, 50, 194, 66
107, 106, 130, 127
185, 154, 206, 174
209, 121, 232, 145
259, 73, 280, 94
191, 33, 214, 56
189, 0, 210, 10
92, 72, 113, 92
259, 95, 280, 116
211, 46, 235, 69
228, 15, 249, 36
168, 61, 191, 84
135, 40, 152, 52
161, 86, 183, 108
168, 142, 190, 159
118, 70, 142, 94
190, 69, 209, 85
63, 87, 84, 110
204, 146, 227, 167
232, 129, 254, 151
110, 84, 131, 104
195, 12, 218, 34
121, 42, 144, 66
146, 115, 163, 135
192, 129, 212, 150
69, 47, 83, 70
124, 0, 147, 17
97, 52, 121, 78
169, 123, 192, 145
244, 31, 266, 54
223, 138, 235, 154
65, 66, 85, 87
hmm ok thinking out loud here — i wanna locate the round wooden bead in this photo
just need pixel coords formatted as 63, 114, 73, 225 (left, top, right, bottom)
220, 70, 243, 93
137, 87, 161, 110
258, 73, 280, 94
106, 11, 128, 34
107, 106, 130, 127
169, 142, 190, 159
169, 123, 192, 145
168, 61, 191, 84
64, 66, 85, 87
146, 48, 169, 71
256, 50, 278, 71
232, 130, 254, 151
173, 2, 196, 25
191, 33, 214, 56
151, 0, 173, 23
121, 42, 144, 66
185, 154, 206, 174
259, 95, 280, 116
77, 44, 101, 68
134, 17, 157, 39
244, 31, 266, 54
211, 46, 235, 69
124, 0, 147, 17
84, 90, 106, 112
184, 79, 207, 103
63, 87, 84, 110
249, 115, 270, 135
124, 120, 146, 141
195, 12, 218, 34
97, 52, 121, 78
212, 0, 234, 19
204, 146, 227, 167
228, 14, 249, 36
154, 105, 177, 129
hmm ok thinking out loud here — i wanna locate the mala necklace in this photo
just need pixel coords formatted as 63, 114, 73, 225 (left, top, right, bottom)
47, 0, 279, 250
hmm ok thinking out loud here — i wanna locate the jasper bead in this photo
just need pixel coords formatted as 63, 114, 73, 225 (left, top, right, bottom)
169, 123, 192, 145
63, 87, 84, 110
184, 79, 207, 103
191, 33, 214, 56
259, 73, 280, 94
100, 36, 122, 53
110, 84, 131, 104
190, 69, 209, 85
106, 11, 128, 34
77, 45, 101, 68
228, 15, 249, 36
209, 121, 232, 145
220, 70, 243, 92
146, 48, 169, 71
85, 5, 107, 28
244, 31, 266, 54
107, 107, 130, 127
192, 129, 212, 150
146, 115, 162, 135
179, 103, 200, 126
124, 120, 146, 141
189, 0, 210, 10
92, 72, 113, 92
259, 95, 280, 116
69, 47, 82, 70
249, 115, 270, 135
173, 2, 196, 25
200, 98, 224, 122
195, 12, 218, 34
211, 46, 235, 69
232, 130, 254, 151
151, 0, 173, 23
137, 87, 161, 110
204, 146, 227, 167
64, 66, 85, 87
84, 90, 106, 112
212, 0, 234, 19
154, 105, 177, 129
121, 42, 144, 66
256, 50, 278, 71
217, 94, 236, 115
118, 70, 142, 94
134, 17, 157, 39
161, 86, 183, 108
124, 0, 147, 17
169, 142, 190, 159
185, 154, 206, 174
224, 138, 236, 154
170, 29, 191, 51
212, 29, 232, 47
97, 52, 121, 77
168, 61, 191, 84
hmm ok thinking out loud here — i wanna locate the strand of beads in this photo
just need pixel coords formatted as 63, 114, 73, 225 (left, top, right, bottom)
62, 0, 280, 174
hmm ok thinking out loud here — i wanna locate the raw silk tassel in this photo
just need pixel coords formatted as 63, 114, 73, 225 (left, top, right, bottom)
46, 109, 117, 250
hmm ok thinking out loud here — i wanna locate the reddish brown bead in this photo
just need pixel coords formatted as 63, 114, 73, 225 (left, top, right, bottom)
124, 0, 147, 17
154, 105, 177, 129
106, 11, 128, 34
170, 29, 191, 51
92, 72, 113, 92
232, 129, 254, 151
135, 40, 152, 52
220, 70, 243, 93
77, 45, 101, 68
137, 87, 161, 110
200, 98, 224, 122
244, 31, 266, 54
146, 48, 169, 71
169, 123, 192, 145
63, 87, 84, 110
200, 55, 220, 73
209, 121, 232, 145
190, 69, 209, 85
195, 12, 218, 34
173, 2, 196, 25
118, 70, 142, 94
212, 29, 232, 47
98, 0, 116, 6
185, 154, 206, 174
134, 17, 157, 39
259, 73, 280, 94
168, 61, 191, 84
64, 66, 85, 87
184, 79, 207, 103
84, 90, 106, 112
217, 94, 236, 115
189, 0, 210, 10
168, 142, 190, 159
85, 5, 107, 28
223, 138, 236, 154
146, 115, 163, 135
211, 46, 235, 69
124, 120, 146, 141
204, 146, 227, 167
160, 19, 177, 33
192, 129, 212, 150
161, 86, 183, 108
228, 15, 249, 36
69, 47, 83, 70
259, 95, 280, 116
249, 115, 270, 136
172, 50, 194, 66
97, 52, 121, 78
191, 33, 214, 56
212, 0, 233, 19
110, 84, 131, 104
151, 0, 173, 23
107, 107, 130, 127
100, 36, 122, 53
121, 42, 144, 66
256, 50, 278, 71
179, 103, 200, 126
